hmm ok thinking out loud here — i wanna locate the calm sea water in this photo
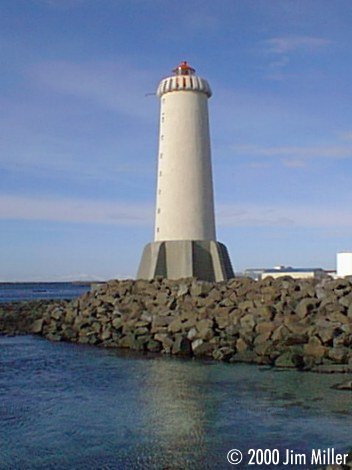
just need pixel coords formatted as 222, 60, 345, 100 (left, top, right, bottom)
0, 282, 92, 303
0, 285, 351, 469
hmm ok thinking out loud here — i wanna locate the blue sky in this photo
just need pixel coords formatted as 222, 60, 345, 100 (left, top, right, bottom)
1, 0, 352, 281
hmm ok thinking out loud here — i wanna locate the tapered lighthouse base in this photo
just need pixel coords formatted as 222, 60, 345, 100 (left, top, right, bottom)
137, 240, 234, 282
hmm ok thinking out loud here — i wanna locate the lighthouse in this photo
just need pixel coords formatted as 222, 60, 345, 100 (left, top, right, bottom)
137, 61, 234, 281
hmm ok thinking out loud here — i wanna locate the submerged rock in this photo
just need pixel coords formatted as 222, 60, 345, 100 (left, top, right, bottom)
331, 380, 352, 390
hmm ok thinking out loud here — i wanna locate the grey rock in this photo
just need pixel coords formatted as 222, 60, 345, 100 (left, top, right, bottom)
172, 335, 192, 356
31, 318, 44, 334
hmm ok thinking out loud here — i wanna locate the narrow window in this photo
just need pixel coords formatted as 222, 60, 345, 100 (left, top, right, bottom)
157, 208, 161, 213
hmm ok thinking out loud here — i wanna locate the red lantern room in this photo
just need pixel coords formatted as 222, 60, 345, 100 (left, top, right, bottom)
172, 61, 195, 76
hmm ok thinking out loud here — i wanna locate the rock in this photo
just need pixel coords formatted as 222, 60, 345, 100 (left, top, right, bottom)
180, 309, 198, 323
155, 292, 170, 305
333, 333, 348, 348
212, 347, 235, 361
118, 335, 138, 349
31, 318, 44, 334
331, 380, 352, 390
271, 324, 290, 342
328, 347, 349, 363
254, 342, 273, 357
190, 281, 213, 297
51, 307, 64, 321
146, 340, 162, 352
348, 303, 352, 318
151, 315, 173, 332
317, 325, 341, 344
112, 317, 123, 330
230, 350, 264, 364
283, 334, 308, 346
220, 297, 236, 308
254, 306, 274, 320
338, 292, 352, 308
135, 326, 149, 336
196, 319, 214, 340
207, 288, 222, 302
275, 350, 304, 369
214, 314, 230, 330
46, 333, 62, 342
135, 319, 150, 327
187, 327, 197, 340
285, 320, 310, 336
310, 364, 352, 373
168, 317, 183, 333
254, 331, 271, 345
304, 336, 326, 359
238, 300, 255, 312
236, 337, 249, 353
154, 333, 174, 353
62, 327, 77, 340
240, 314, 256, 331
295, 298, 319, 318
141, 311, 153, 323
191, 339, 213, 356
172, 335, 192, 356
177, 283, 189, 297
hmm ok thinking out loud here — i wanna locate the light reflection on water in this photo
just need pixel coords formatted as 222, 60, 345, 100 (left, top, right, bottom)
0, 335, 350, 469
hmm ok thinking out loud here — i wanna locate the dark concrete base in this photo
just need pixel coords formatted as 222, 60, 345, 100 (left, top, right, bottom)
137, 240, 234, 281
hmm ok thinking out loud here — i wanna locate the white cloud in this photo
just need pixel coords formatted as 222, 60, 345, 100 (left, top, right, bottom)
248, 161, 271, 169
0, 195, 153, 226
34, 0, 85, 8
282, 159, 306, 168
0, 156, 150, 184
265, 36, 332, 54
262, 35, 332, 80
340, 131, 352, 141
217, 203, 352, 229
1, 194, 352, 231
232, 144, 352, 162
28, 60, 157, 120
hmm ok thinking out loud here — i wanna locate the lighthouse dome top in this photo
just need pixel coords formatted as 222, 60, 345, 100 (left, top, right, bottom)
157, 61, 212, 98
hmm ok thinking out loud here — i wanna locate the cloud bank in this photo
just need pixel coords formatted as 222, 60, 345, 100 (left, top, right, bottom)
1, 194, 352, 230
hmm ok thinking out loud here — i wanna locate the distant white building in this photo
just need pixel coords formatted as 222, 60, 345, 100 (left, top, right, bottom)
336, 252, 352, 277
260, 266, 325, 280
244, 268, 267, 280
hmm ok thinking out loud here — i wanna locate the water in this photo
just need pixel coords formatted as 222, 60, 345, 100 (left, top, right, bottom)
0, 282, 92, 303
0, 285, 351, 469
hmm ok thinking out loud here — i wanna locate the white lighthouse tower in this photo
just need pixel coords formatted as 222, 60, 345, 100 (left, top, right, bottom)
137, 61, 234, 281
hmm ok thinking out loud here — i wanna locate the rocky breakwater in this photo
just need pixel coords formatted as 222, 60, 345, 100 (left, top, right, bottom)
36, 276, 352, 372
0, 300, 64, 336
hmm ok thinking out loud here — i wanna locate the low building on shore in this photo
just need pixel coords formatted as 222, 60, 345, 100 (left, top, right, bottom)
337, 252, 352, 277
243, 268, 267, 280
261, 266, 326, 280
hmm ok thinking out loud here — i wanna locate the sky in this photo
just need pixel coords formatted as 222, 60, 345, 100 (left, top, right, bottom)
1, 0, 352, 281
